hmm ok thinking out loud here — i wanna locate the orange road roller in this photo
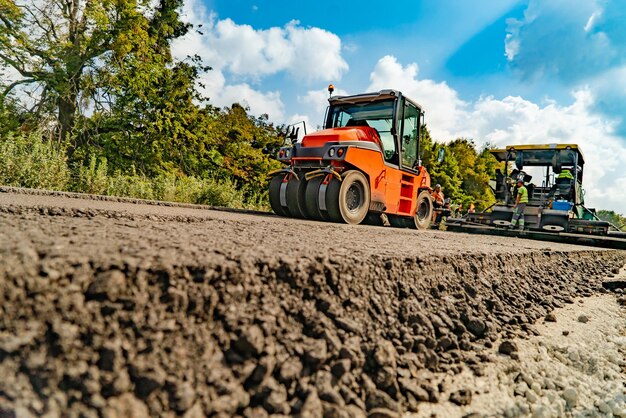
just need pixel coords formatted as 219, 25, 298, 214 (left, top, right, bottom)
268, 87, 434, 228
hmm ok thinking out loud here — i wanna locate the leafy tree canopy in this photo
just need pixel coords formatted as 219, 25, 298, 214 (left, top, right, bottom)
421, 127, 497, 211
596, 210, 626, 231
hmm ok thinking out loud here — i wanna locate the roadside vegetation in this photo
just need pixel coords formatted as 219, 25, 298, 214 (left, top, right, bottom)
0, 0, 621, 219
0, 130, 268, 210
597, 210, 626, 230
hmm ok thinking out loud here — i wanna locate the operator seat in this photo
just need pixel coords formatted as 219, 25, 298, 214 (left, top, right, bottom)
554, 177, 574, 201
346, 119, 370, 127
494, 169, 508, 201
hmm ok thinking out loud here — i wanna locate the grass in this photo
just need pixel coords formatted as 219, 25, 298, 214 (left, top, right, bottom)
0, 131, 70, 190
0, 132, 269, 211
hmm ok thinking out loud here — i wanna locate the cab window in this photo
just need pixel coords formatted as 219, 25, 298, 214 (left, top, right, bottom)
400, 101, 420, 169
326, 99, 398, 164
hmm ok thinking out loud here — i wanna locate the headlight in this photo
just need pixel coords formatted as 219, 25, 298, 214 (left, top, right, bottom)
284, 149, 290, 158
329, 148, 335, 157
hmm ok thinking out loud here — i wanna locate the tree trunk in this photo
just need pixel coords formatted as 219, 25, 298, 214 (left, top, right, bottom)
58, 94, 76, 153
58, 75, 79, 159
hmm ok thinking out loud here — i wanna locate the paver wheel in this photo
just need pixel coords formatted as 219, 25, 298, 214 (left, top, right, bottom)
269, 174, 290, 217
286, 176, 308, 219
304, 176, 330, 221
325, 170, 370, 224
413, 190, 433, 229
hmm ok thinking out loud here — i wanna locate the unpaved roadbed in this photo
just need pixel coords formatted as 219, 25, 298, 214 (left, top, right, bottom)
414, 292, 626, 418
1, 191, 625, 417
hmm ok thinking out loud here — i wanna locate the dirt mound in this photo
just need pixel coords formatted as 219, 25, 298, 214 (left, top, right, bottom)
0, 200, 624, 417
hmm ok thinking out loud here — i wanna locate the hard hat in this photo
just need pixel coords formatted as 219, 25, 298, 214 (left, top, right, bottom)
435, 184, 441, 189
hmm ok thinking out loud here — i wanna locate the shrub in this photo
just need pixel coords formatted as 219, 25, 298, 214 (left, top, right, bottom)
107, 172, 156, 200
152, 174, 205, 203
242, 189, 271, 212
0, 131, 70, 190
0, 135, 272, 210
197, 177, 245, 208
73, 156, 109, 195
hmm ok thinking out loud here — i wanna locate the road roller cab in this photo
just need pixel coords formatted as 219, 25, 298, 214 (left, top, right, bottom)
268, 88, 434, 228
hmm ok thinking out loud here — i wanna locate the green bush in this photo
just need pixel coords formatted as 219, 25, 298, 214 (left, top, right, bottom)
0, 131, 70, 190
197, 177, 245, 208
242, 189, 271, 212
0, 133, 271, 210
73, 156, 109, 195
152, 174, 205, 203
79, 163, 261, 209
107, 172, 156, 200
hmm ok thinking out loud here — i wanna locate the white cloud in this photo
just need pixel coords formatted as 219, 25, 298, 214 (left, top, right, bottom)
584, 10, 602, 32
367, 55, 469, 141
294, 87, 351, 132
173, 0, 347, 83
203, 18, 348, 82
366, 55, 626, 212
220, 84, 284, 120
171, 0, 349, 123
504, 19, 521, 60
196, 71, 285, 120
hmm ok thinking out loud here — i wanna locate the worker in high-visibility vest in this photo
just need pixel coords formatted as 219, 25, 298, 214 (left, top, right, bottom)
510, 179, 528, 230
557, 169, 574, 180
431, 184, 444, 208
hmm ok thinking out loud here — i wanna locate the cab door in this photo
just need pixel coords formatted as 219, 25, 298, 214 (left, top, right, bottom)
394, 100, 422, 215
399, 101, 420, 171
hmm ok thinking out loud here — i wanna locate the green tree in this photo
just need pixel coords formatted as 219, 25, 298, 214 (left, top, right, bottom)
421, 126, 463, 202
421, 128, 497, 211
204, 103, 283, 196
0, 0, 189, 154
0, 94, 22, 136
447, 139, 497, 210
82, 59, 210, 176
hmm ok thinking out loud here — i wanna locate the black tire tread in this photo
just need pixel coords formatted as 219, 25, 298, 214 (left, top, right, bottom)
269, 175, 290, 217
413, 190, 433, 229
286, 176, 308, 219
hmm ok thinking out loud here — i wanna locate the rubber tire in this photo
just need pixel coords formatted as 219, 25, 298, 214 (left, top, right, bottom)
269, 174, 290, 217
286, 176, 308, 219
413, 190, 433, 229
325, 170, 370, 224
304, 176, 330, 221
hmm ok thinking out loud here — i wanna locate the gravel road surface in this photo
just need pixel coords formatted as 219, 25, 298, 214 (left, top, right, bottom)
0, 189, 624, 417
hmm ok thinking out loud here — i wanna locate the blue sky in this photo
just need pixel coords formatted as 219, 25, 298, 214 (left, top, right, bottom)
172, 0, 626, 213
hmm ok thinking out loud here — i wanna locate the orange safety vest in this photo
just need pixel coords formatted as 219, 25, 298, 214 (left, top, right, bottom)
432, 190, 444, 204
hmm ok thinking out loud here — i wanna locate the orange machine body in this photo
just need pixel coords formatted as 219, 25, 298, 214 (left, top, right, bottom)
270, 89, 433, 226
281, 127, 431, 218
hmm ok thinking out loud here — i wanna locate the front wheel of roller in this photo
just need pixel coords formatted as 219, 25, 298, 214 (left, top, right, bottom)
325, 170, 370, 224
304, 176, 330, 221
268, 175, 290, 217
286, 176, 308, 219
